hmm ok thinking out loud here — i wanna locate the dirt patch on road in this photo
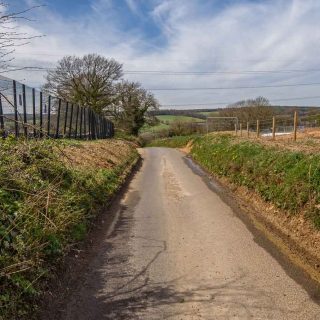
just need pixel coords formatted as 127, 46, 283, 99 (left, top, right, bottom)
179, 140, 194, 154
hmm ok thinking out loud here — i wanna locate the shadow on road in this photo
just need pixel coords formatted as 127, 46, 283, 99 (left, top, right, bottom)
58, 206, 295, 320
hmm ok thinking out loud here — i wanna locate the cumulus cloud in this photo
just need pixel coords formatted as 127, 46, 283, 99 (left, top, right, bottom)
5, 0, 320, 108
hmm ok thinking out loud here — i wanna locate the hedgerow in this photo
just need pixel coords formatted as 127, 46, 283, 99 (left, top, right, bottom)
0, 137, 138, 319
190, 134, 320, 228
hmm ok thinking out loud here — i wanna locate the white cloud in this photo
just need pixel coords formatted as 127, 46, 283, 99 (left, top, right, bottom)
5, 0, 320, 108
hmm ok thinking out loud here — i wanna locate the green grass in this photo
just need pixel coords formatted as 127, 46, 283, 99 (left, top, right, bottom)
0, 137, 138, 319
197, 111, 220, 117
140, 122, 169, 133
190, 134, 320, 229
140, 115, 203, 133
141, 115, 203, 134
147, 135, 196, 148
156, 115, 203, 123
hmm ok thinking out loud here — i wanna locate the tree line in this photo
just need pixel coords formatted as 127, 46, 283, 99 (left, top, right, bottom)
0, 3, 160, 136
219, 96, 274, 123
43, 54, 159, 136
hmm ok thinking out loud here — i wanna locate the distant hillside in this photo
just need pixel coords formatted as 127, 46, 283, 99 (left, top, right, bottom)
151, 106, 320, 118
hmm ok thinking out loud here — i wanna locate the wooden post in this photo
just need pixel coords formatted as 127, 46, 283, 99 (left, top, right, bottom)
234, 123, 237, 135
256, 120, 260, 138
240, 123, 242, 136
247, 122, 249, 137
272, 116, 276, 141
294, 111, 298, 141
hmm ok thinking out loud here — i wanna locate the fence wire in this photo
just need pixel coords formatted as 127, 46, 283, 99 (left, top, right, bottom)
0, 75, 114, 139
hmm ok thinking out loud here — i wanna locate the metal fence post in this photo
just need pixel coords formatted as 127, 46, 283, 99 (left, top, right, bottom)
55, 99, 61, 138
88, 109, 91, 139
75, 105, 79, 138
47, 96, 51, 137
92, 111, 96, 140
68, 104, 73, 138
97, 116, 100, 139
83, 107, 87, 139
101, 117, 104, 138
63, 102, 69, 136
103, 119, 106, 138
79, 107, 83, 139
39, 91, 43, 138
32, 88, 36, 137
0, 95, 4, 137
22, 84, 28, 137
90, 111, 94, 139
96, 116, 99, 139
92, 113, 96, 139
13, 80, 19, 137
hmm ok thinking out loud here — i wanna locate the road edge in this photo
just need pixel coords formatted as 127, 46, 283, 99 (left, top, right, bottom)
183, 152, 320, 303
37, 155, 143, 319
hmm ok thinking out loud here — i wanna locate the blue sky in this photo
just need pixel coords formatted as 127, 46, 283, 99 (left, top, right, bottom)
5, 0, 320, 108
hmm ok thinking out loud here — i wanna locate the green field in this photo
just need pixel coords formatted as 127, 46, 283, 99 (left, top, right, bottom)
140, 122, 169, 133
196, 111, 220, 117
156, 115, 204, 123
141, 115, 205, 134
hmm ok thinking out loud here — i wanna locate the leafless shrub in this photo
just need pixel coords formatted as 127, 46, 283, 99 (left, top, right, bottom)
0, 2, 42, 71
220, 96, 274, 122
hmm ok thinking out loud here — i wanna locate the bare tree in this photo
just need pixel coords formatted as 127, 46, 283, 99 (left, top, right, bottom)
220, 96, 273, 122
0, 2, 42, 71
43, 54, 123, 114
112, 80, 159, 135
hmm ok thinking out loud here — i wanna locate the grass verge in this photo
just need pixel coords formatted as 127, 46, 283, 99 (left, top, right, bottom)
0, 137, 138, 319
190, 134, 320, 229
148, 134, 320, 229
146, 135, 196, 148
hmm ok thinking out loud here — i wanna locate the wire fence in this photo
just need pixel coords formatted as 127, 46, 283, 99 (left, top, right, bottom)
205, 112, 320, 141
0, 75, 114, 139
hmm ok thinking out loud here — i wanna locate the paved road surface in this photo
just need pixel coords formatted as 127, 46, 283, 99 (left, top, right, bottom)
62, 148, 320, 319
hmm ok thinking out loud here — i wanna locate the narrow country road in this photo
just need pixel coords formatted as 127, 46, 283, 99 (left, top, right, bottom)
61, 148, 320, 320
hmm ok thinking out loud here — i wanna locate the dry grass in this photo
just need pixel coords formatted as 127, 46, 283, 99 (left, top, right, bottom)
209, 128, 320, 154
62, 139, 137, 170
0, 138, 139, 319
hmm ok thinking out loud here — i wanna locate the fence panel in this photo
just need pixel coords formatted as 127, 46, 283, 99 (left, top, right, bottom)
0, 75, 114, 140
